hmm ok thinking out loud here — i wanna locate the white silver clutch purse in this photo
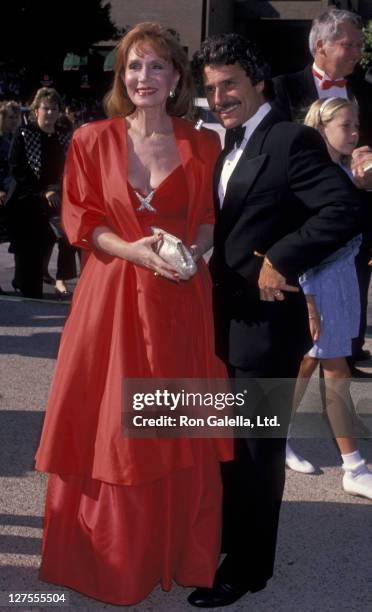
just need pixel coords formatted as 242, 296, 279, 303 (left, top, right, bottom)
151, 226, 197, 280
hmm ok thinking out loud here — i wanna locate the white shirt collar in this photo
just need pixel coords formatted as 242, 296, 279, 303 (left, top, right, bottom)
312, 61, 348, 82
239, 102, 272, 147
313, 62, 329, 80
312, 62, 348, 99
218, 102, 271, 208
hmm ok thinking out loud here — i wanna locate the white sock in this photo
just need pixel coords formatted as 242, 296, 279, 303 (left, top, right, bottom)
341, 450, 363, 470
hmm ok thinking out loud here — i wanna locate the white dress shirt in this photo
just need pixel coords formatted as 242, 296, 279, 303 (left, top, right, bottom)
312, 62, 348, 100
218, 102, 271, 208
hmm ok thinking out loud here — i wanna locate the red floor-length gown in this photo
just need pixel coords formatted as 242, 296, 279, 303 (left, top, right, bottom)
35, 117, 232, 605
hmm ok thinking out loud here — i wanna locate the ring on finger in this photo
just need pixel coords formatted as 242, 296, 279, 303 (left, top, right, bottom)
274, 290, 283, 297
153, 271, 159, 277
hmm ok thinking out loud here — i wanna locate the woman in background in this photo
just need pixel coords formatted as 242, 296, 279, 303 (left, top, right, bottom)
6, 88, 71, 298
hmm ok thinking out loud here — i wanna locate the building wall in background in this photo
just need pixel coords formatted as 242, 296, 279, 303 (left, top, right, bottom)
107, 0, 371, 75
108, 0, 204, 54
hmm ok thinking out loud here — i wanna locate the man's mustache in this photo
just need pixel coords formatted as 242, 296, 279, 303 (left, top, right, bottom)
211, 102, 239, 113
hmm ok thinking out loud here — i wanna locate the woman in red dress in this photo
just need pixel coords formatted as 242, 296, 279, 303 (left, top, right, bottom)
35, 22, 232, 605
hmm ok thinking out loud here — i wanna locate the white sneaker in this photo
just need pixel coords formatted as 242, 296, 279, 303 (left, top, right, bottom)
285, 442, 316, 474
342, 460, 372, 500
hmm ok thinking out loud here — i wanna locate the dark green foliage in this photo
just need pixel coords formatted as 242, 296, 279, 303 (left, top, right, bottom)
361, 21, 372, 69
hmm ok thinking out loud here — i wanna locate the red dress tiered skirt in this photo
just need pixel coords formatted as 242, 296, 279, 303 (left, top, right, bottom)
36, 165, 232, 605
40, 442, 223, 605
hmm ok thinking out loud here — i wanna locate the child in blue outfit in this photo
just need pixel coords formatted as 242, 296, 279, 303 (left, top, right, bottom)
300, 233, 361, 359
286, 97, 372, 501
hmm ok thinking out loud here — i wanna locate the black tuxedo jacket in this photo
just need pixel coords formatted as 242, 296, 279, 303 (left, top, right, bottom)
210, 110, 366, 369
273, 65, 372, 146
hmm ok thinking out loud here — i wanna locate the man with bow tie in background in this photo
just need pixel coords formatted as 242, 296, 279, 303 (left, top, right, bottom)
274, 8, 372, 372
273, 8, 372, 143
189, 33, 366, 608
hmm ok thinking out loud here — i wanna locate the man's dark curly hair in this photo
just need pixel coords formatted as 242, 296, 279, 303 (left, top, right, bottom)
192, 33, 272, 96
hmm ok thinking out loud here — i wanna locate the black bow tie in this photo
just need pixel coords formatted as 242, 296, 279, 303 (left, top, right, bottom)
223, 125, 245, 155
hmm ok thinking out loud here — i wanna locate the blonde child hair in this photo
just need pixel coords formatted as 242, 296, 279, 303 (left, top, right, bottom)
304, 97, 358, 166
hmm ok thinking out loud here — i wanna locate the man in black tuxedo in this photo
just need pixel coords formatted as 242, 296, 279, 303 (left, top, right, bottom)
188, 33, 365, 608
274, 7, 372, 369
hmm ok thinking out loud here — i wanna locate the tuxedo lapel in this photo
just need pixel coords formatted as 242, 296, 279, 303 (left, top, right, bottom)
345, 76, 357, 103
216, 110, 278, 231
303, 66, 318, 103
301, 66, 318, 107
220, 153, 267, 225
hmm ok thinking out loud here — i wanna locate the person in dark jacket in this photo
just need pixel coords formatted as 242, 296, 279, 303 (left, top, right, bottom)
6, 88, 71, 298
189, 33, 366, 608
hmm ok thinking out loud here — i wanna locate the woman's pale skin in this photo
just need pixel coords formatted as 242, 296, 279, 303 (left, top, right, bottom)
92, 43, 213, 281
294, 105, 360, 455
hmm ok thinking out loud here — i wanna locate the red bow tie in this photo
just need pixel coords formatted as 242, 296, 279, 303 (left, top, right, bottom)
312, 68, 347, 90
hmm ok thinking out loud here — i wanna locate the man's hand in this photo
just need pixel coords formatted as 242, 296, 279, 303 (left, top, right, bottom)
0, 191, 6, 206
351, 146, 372, 189
258, 258, 299, 301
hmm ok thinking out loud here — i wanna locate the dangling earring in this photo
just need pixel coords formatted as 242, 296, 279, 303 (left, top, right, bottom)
169, 89, 176, 98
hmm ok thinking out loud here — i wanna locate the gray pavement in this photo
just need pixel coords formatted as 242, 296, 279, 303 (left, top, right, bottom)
0, 242, 372, 611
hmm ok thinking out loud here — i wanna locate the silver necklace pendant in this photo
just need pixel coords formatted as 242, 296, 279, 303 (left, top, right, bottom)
135, 190, 156, 212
